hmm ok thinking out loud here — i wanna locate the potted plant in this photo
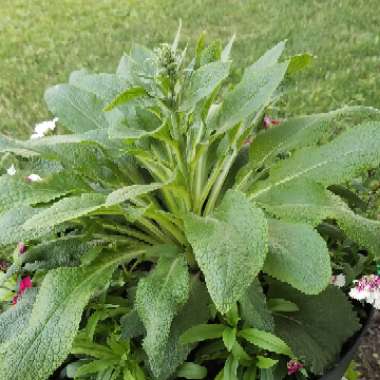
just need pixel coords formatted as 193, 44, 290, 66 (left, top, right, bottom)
0, 29, 379, 380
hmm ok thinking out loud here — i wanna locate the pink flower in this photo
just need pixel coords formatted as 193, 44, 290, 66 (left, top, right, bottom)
349, 274, 380, 310
18, 242, 27, 255
12, 276, 32, 305
287, 360, 303, 375
263, 116, 281, 129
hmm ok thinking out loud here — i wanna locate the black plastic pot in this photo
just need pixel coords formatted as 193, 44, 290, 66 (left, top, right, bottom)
318, 309, 375, 380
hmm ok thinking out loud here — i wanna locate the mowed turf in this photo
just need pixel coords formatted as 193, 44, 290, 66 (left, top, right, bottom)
0, 0, 379, 137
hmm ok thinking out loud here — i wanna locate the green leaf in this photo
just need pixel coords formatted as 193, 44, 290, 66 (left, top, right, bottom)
243, 41, 286, 76
239, 279, 274, 332
250, 122, 380, 199
183, 190, 268, 313
256, 356, 278, 369
0, 250, 143, 380
136, 256, 190, 378
104, 87, 147, 111
211, 61, 288, 135
239, 328, 293, 357
105, 183, 162, 206
22, 236, 100, 271
264, 219, 331, 294
23, 193, 106, 232
76, 359, 117, 377
120, 310, 145, 340
257, 179, 380, 258
267, 299, 299, 313
176, 363, 207, 379
44, 84, 109, 133
0, 172, 89, 213
223, 327, 237, 352
180, 61, 230, 111
0, 206, 42, 246
145, 276, 210, 380
180, 324, 226, 344
69, 70, 130, 105
0, 289, 37, 344
247, 106, 378, 173
286, 53, 314, 75
223, 355, 239, 380
269, 281, 361, 374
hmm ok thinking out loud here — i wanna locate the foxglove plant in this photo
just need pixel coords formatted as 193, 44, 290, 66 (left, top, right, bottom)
0, 29, 379, 380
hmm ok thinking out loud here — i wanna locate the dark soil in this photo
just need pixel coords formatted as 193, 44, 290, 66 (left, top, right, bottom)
357, 312, 380, 379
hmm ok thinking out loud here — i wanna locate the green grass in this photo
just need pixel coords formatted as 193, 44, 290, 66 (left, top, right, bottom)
1, 0, 379, 137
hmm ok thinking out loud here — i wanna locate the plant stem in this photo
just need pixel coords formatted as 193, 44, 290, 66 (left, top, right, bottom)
204, 149, 238, 215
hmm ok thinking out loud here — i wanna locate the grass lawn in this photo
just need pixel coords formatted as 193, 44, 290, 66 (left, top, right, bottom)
0, 0, 379, 137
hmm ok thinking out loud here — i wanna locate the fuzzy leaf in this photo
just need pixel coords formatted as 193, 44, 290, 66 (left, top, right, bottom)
183, 190, 268, 313
23, 193, 106, 232
247, 106, 378, 171
0, 206, 43, 246
0, 289, 37, 344
0, 250, 142, 380
0, 172, 88, 213
151, 277, 210, 380
250, 122, 380, 199
136, 255, 190, 378
239, 279, 274, 332
211, 62, 288, 135
180, 61, 230, 111
269, 281, 361, 375
243, 41, 286, 76
264, 219, 331, 294
22, 236, 100, 271
105, 183, 162, 206
257, 179, 380, 258
44, 84, 108, 133
69, 70, 130, 105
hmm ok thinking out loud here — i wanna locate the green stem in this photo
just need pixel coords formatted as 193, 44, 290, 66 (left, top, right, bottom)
204, 149, 238, 215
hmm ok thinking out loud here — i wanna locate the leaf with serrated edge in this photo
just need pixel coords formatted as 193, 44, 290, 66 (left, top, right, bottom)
268, 281, 360, 375
257, 179, 380, 258
183, 190, 268, 313
250, 122, 380, 199
45, 84, 108, 133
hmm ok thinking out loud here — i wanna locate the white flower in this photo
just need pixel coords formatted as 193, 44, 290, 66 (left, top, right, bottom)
6, 164, 16, 176
331, 274, 346, 288
349, 287, 368, 301
349, 275, 380, 310
27, 174, 42, 182
30, 117, 58, 139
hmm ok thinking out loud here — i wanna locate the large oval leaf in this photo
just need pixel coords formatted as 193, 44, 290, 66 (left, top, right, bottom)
183, 190, 268, 313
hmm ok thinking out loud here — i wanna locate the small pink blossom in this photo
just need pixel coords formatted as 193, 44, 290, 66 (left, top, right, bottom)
263, 116, 281, 129
18, 242, 27, 255
287, 359, 303, 375
349, 275, 380, 310
12, 276, 32, 305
